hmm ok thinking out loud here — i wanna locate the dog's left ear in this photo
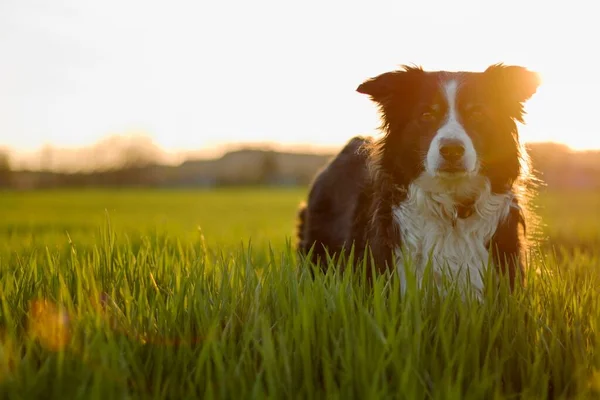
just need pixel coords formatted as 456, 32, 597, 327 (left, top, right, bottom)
356, 66, 425, 104
484, 63, 541, 104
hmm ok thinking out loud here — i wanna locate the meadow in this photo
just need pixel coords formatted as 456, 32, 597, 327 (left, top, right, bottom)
1, 187, 599, 399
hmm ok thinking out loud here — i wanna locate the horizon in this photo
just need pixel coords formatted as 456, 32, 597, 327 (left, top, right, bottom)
1, 0, 599, 160
4, 135, 595, 173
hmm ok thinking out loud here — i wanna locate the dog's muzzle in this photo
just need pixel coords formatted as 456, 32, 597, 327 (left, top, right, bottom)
438, 138, 467, 173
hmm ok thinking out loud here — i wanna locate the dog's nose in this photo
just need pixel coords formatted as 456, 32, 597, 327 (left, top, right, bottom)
439, 138, 465, 163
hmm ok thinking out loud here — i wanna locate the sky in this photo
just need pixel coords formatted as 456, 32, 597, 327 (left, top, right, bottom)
1, 0, 599, 164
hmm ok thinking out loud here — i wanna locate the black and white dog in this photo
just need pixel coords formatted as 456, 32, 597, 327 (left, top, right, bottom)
297, 63, 541, 294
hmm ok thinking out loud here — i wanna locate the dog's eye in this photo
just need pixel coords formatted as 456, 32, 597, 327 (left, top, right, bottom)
420, 111, 436, 121
466, 105, 486, 121
420, 106, 440, 122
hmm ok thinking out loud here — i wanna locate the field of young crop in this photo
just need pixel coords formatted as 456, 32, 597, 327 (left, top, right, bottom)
1, 187, 599, 399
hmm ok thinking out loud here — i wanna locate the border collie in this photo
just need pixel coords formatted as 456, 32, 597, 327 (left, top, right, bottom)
297, 63, 541, 295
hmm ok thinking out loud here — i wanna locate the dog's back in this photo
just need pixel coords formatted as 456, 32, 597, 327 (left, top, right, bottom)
297, 136, 372, 269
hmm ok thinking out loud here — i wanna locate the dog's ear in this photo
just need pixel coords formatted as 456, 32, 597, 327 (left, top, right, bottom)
356, 66, 425, 104
484, 64, 541, 104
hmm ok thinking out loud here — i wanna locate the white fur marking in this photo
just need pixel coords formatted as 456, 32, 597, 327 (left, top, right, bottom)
425, 79, 478, 176
393, 175, 513, 297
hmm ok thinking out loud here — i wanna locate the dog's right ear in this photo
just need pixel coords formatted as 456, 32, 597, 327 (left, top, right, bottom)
356, 66, 425, 104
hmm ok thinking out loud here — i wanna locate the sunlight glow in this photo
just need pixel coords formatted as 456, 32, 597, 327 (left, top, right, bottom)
0, 0, 598, 162
28, 299, 70, 351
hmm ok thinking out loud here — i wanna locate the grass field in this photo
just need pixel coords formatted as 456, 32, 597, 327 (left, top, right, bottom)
1, 187, 600, 399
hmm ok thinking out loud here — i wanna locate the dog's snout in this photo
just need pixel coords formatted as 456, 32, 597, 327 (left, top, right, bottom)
439, 138, 465, 163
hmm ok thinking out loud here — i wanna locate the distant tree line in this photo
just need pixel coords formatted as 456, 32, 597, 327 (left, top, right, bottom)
0, 140, 599, 190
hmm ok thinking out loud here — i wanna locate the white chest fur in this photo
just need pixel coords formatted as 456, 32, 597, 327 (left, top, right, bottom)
392, 180, 513, 295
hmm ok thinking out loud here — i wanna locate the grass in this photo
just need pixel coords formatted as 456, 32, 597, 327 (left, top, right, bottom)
0, 187, 600, 399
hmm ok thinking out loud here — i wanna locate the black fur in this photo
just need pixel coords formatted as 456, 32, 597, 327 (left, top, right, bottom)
488, 202, 527, 288
297, 136, 372, 272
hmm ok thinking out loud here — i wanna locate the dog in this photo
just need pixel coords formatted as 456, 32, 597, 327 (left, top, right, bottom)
297, 63, 541, 295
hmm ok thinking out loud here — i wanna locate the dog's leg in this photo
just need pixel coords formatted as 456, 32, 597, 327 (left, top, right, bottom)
489, 204, 526, 289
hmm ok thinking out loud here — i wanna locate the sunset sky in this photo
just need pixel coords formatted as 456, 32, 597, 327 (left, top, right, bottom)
1, 0, 598, 160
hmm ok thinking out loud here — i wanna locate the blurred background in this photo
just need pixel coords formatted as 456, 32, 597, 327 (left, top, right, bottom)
0, 0, 599, 190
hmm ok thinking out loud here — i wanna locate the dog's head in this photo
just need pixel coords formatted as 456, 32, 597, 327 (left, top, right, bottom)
357, 64, 541, 194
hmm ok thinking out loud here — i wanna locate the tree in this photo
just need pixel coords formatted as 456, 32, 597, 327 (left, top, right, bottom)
258, 151, 278, 184
39, 144, 55, 171
0, 150, 12, 188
